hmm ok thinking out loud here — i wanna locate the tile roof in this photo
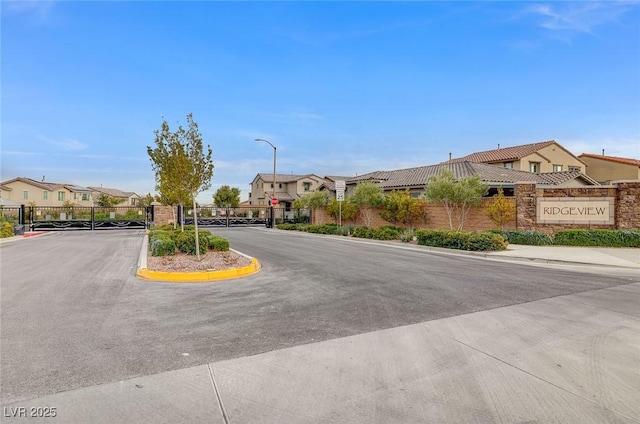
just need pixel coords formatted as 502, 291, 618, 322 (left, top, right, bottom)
0, 177, 91, 192
579, 153, 640, 167
255, 173, 323, 183
445, 140, 558, 164
345, 161, 598, 189
88, 186, 138, 198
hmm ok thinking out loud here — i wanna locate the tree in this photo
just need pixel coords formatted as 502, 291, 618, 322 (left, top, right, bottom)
351, 181, 384, 227
424, 169, 487, 231
380, 189, 429, 229
138, 193, 156, 208
213, 185, 241, 208
296, 190, 329, 224
484, 186, 515, 230
148, 113, 214, 260
326, 197, 358, 225
96, 193, 120, 208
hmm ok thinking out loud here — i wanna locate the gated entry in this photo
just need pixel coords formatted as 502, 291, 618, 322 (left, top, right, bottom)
3, 205, 152, 231
178, 206, 310, 228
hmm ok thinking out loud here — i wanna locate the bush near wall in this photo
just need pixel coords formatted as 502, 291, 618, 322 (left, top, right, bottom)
352, 226, 403, 240
489, 230, 554, 246
490, 229, 640, 247
553, 230, 640, 248
415, 229, 508, 251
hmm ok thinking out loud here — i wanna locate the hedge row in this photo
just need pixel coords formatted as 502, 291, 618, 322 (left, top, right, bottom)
491, 229, 640, 247
149, 225, 230, 256
415, 229, 508, 251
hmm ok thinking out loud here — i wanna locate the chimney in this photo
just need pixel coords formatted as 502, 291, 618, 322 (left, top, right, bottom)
497, 143, 500, 149
602, 149, 605, 156
449, 152, 452, 161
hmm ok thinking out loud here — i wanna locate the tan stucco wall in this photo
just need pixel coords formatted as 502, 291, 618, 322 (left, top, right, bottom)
520, 144, 585, 173
579, 157, 640, 183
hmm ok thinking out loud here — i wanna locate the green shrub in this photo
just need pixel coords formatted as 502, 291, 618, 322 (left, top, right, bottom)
277, 223, 307, 231
400, 229, 415, 243
175, 230, 208, 255
151, 237, 176, 256
208, 235, 230, 251
1, 222, 14, 238
377, 226, 403, 240
305, 224, 339, 234
351, 226, 373, 239
489, 230, 553, 246
416, 229, 507, 251
553, 229, 640, 247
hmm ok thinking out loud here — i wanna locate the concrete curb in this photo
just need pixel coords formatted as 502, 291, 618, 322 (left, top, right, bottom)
136, 235, 261, 283
0, 231, 51, 244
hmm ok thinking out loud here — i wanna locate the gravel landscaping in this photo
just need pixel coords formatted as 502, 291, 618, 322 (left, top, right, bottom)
146, 250, 252, 272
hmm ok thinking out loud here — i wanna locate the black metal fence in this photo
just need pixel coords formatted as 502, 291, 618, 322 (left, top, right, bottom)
1, 205, 152, 231
0, 204, 311, 231
178, 206, 311, 228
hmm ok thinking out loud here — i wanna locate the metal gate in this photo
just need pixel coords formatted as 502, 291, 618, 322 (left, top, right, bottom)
3, 205, 153, 231
179, 206, 310, 228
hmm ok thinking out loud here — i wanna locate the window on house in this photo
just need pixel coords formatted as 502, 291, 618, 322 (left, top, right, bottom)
504, 162, 513, 169
270, 183, 273, 188
43, 191, 48, 200
23, 191, 29, 199
553, 164, 563, 172
303, 182, 311, 192
74, 193, 78, 200
82, 193, 90, 201
58, 191, 65, 201
569, 166, 581, 172
529, 162, 540, 173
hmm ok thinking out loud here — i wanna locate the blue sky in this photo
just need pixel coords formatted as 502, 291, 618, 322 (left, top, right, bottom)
2, 1, 639, 203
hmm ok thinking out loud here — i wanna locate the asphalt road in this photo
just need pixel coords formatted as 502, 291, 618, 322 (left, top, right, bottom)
1, 228, 636, 404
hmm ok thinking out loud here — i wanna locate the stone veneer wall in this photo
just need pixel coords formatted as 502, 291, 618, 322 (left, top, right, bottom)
515, 181, 639, 234
152, 205, 176, 226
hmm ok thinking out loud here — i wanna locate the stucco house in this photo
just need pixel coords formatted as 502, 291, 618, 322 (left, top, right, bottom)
445, 140, 587, 174
248, 173, 326, 208
0, 177, 94, 207
88, 186, 141, 206
344, 161, 599, 197
578, 153, 640, 183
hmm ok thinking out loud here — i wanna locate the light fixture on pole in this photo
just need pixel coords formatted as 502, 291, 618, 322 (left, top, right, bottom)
255, 138, 277, 228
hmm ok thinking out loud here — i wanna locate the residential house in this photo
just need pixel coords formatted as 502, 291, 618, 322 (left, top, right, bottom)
578, 153, 640, 183
345, 161, 599, 197
445, 140, 587, 174
88, 186, 141, 206
0, 177, 94, 207
249, 173, 326, 208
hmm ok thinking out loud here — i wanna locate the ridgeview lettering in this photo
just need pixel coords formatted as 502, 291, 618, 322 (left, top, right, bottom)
543, 207, 606, 216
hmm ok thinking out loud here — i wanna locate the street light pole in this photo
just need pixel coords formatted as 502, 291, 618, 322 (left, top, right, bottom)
255, 138, 277, 228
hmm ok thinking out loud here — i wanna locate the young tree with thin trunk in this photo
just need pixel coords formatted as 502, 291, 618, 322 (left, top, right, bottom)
297, 190, 329, 224
484, 186, 515, 230
148, 113, 214, 259
351, 181, 384, 227
424, 169, 487, 231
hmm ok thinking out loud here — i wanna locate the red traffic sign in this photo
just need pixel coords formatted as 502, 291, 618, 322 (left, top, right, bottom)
271, 197, 279, 206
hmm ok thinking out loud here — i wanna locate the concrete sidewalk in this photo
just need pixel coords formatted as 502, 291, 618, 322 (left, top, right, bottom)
486, 244, 640, 269
3, 282, 638, 423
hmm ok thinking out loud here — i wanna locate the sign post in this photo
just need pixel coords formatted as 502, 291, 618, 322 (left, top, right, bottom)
335, 180, 346, 229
